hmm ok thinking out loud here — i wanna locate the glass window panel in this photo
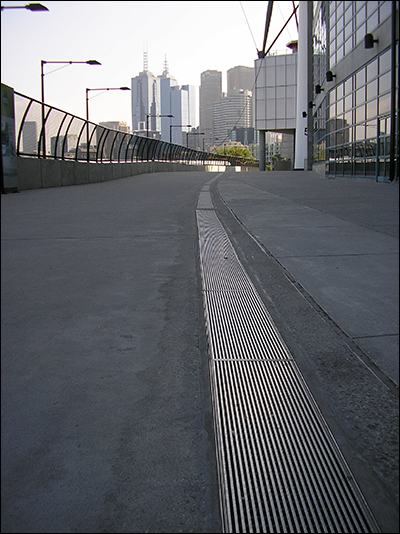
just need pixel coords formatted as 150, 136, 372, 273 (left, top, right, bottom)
356, 106, 366, 123
356, 87, 365, 105
356, 68, 365, 88
345, 37, 353, 55
379, 1, 391, 22
379, 49, 391, 74
336, 29, 344, 46
286, 98, 296, 118
356, 23, 366, 45
356, 1, 366, 12
367, 1, 378, 17
344, 95, 352, 111
366, 99, 377, 119
345, 78, 352, 93
266, 69, 276, 86
367, 79, 378, 100
356, 6, 366, 26
379, 138, 386, 156
336, 84, 344, 100
276, 69, 286, 86
379, 94, 391, 114
355, 124, 365, 140
366, 120, 377, 139
276, 99, 285, 119
367, 11, 379, 32
344, 4, 353, 25
345, 21, 353, 40
286, 86, 296, 98
344, 110, 352, 128
337, 99, 343, 114
367, 59, 378, 81
379, 71, 391, 93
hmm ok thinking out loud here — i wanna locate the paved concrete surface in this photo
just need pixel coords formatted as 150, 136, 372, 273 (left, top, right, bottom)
1, 169, 398, 533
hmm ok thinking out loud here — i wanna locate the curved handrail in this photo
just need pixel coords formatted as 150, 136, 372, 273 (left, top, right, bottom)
13, 91, 259, 167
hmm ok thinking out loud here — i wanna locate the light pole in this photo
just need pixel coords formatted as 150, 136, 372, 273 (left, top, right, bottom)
1, 3, 48, 10
170, 124, 191, 144
85, 86, 130, 161
40, 59, 101, 158
146, 114, 173, 138
86, 86, 130, 123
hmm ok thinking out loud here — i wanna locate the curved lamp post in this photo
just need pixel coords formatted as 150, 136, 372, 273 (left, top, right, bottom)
146, 114, 174, 138
85, 86, 130, 161
86, 86, 130, 123
40, 59, 101, 158
1, 3, 48, 10
170, 124, 192, 144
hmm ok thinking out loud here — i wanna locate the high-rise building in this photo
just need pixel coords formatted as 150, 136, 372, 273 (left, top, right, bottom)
200, 70, 222, 150
131, 55, 160, 134
312, 0, 397, 181
227, 65, 254, 95
159, 57, 178, 142
213, 90, 253, 145
255, 1, 398, 180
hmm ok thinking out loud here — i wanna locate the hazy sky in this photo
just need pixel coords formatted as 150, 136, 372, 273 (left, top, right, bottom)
1, 1, 298, 129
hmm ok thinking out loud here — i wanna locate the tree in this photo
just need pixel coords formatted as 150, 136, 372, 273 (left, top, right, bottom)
216, 145, 255, 160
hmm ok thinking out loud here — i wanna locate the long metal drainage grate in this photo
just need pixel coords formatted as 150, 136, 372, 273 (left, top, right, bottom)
196, 190, 379, 533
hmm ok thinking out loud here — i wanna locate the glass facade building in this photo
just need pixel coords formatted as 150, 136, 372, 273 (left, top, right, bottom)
312, 1, 399, 181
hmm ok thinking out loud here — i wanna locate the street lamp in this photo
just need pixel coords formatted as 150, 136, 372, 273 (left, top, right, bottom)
40, 59, 101, 158
86, 86, 130, 122
1, 3, 48, 10
146, 114, 173, 138
85, 86, 130, 161
170, 124, 192, 143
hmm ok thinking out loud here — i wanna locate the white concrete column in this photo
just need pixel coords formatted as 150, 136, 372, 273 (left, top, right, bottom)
294, 0, 309, 169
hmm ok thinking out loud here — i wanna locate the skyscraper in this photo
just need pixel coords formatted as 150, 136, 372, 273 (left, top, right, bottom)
159, 57, 178, 142
227, 65, 254, 95
199, 70, 222, 150
213, 90, 253, 145
131, 54, 160, 134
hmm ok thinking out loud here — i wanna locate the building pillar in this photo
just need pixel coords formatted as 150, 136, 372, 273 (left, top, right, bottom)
294, 1, 309, 169
259, 130, 266, 171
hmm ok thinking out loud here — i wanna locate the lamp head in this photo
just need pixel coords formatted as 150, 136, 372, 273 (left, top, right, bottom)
326, 70, 336, 82
26, 3, 49, 10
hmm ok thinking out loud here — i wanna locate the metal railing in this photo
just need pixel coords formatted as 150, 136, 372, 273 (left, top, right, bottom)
14, 91, 258, 167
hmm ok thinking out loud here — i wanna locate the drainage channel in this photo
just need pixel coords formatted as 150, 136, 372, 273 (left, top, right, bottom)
196, 187, 379, 534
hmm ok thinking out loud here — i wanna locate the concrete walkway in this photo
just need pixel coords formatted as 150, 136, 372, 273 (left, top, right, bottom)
217, 170, 399, 386
1, 169, 398, 533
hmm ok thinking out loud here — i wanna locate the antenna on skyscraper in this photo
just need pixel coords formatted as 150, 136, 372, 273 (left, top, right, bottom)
163, 54, 169, 76
143, 43, 148, 71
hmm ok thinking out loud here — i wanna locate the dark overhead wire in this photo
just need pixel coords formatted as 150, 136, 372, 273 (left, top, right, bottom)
215, 2, 299, 151
239, 1, 258, 51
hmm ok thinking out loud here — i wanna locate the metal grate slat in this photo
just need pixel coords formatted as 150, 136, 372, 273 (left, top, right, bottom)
196, 188, 380, 533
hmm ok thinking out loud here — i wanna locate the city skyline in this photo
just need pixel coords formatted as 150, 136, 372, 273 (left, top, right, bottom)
1, 1, 298, 130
